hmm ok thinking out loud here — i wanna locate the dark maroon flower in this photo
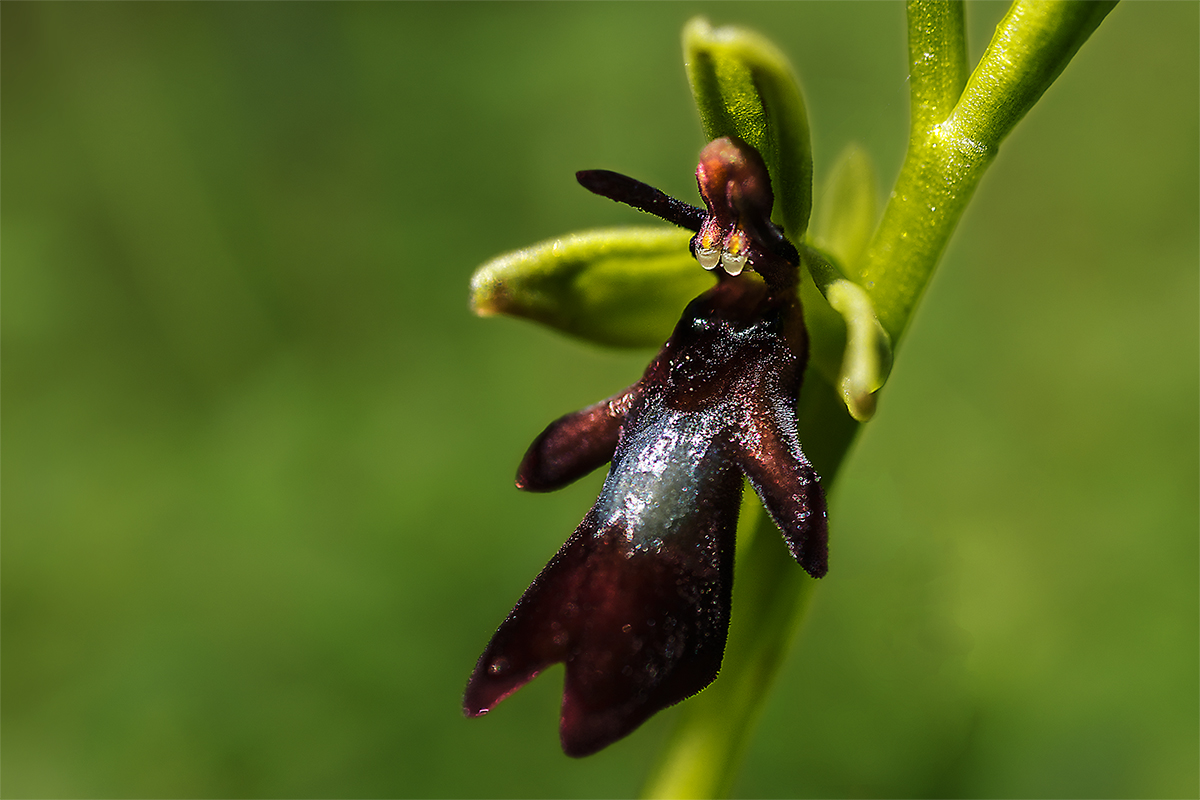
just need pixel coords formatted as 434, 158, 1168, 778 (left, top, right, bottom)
464, 138, 827, 757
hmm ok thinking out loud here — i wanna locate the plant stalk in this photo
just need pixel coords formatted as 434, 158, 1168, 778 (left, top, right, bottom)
642, 2, 1116, 796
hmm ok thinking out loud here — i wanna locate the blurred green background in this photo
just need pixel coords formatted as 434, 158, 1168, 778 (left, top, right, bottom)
3, 2, 1196, 797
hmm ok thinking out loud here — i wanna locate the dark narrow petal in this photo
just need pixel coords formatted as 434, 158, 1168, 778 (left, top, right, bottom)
516, 387, 637, 492
736, 416, 829, 578
576, 170, 706, 232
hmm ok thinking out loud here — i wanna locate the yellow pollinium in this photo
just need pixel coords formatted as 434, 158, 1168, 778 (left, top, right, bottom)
725, 227, 748, 256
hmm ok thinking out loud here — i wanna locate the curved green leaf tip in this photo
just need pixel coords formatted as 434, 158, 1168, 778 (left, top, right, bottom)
802, 245, 891, 423
470, 227, 710, 349
683, 17, 814, 242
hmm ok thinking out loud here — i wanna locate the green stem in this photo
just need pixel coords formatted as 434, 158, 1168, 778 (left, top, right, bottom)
642, 2, 1116, 796
861, 0, 1117, 344
907, 0, 969, 139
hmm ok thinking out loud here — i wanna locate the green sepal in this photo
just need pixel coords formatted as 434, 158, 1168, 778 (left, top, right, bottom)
798, 266, 847, 391
683, 17, 814, 242
470, 227, 711, 349
802, 143, 886, 420
810, 143, 879, 281
801, 245, 892, 422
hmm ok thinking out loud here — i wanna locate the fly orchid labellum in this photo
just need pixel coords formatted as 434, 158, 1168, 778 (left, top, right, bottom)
464, 138, 827, 757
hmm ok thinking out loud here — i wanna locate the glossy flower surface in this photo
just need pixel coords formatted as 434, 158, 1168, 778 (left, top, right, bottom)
464, 138, 827, 757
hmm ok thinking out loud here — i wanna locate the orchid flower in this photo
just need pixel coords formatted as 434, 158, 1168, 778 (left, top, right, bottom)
463, 138, 826, 757
465, 7, 1114, 788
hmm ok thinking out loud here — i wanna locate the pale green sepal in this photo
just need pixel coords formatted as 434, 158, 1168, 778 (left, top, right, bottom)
470, 227, 709, 349
802, 246, 892, 422
810, 143, 879, 281
683, 17, 814, 241
798, 267, 846, 390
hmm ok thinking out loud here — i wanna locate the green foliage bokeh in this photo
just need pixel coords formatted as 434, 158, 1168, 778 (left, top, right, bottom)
2, 3, 1197, 797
